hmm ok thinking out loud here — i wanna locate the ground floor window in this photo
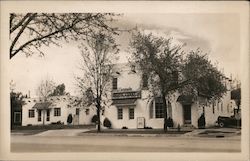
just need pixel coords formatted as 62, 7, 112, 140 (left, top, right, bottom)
54, 108, 61, 116
155, 98, 164, 118
76, 108, 80, 115
28, 109, 35, 118
117, 108, 123, 120
129, 108, 134, 119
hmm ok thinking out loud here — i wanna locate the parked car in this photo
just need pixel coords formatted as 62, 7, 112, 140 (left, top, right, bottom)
217, 116, 241, 127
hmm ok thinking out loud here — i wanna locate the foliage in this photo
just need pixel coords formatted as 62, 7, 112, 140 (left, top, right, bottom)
103, 118, 112, 128
91, 115, 98, 123
49, 83, 66, 96
198, 113, 206, 129
130, 31, 186, 131
10, 13, 120, 59
130, 31, 227, 131
67, 114, 73, 124
10, 92, 25, 109
36, 77, 55, 100
75, 31, 119, 132
182, 50, 227, 100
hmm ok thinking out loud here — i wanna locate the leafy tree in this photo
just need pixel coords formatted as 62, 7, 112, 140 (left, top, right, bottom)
130, 31, 227, 131
49, 83, 66, 96
10, 92, 25, 109
182, 50, 227, 100
76, 31, 119, 132
10, 13, 119, 59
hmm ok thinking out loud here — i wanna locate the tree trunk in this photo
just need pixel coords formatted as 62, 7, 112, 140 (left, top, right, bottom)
96, 103, 101, 132
162, 93, 168, 132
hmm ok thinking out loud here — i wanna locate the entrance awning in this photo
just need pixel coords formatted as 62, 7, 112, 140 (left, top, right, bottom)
32, 102, 52, 110
112, 99, 137, 107
177, 95, 194, 104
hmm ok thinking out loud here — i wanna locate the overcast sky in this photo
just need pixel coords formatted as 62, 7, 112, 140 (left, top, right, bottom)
9, 13, 240, 97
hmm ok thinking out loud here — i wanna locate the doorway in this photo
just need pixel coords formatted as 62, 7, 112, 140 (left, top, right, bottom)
183, 105, 191, 124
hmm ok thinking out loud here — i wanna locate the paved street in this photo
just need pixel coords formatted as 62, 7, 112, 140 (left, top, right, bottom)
11, 130, 241, 152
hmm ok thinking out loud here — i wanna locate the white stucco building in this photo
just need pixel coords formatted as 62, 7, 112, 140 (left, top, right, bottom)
21, 63, 235, 129
101, 63, 234, 129
22, 95, 96, 126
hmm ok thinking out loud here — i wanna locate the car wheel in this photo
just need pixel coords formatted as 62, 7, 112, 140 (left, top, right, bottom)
219, 122, 224, 128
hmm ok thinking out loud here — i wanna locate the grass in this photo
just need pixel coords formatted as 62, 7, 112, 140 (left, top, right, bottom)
11, 124, 95, 131
83, 129, 191, 134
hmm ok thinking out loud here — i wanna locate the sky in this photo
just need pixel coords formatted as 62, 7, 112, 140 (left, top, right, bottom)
9, 13, 241, 97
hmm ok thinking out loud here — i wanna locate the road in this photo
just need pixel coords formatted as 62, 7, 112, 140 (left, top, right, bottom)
11, 135, 241, 152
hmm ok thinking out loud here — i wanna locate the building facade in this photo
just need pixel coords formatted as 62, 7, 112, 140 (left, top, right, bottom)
101, 63, 235, 129
22, 95, 96, 126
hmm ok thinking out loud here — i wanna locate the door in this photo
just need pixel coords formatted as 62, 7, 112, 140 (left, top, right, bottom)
38, 110, 42, 122
46, 109, 50, 121
183, 105, 191, 124
14, 112, 21, 125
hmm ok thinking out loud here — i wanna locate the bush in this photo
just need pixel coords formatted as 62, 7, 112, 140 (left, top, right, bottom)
103, 118, 112, 129
122, 126, 128, 129
91, 115, 98, 124
166, 117, 174, 127
67, 114, 73, 124
198, 113, 206, 129
144, 126, 153, 129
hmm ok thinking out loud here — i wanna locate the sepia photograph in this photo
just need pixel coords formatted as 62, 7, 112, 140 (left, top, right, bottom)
0, 1, 249, 161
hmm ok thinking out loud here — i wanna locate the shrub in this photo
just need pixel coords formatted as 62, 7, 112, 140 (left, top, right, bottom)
91, 115, 98, 124
166, 117, 174, 127
103, 118, 112, 128
144, 126, 153, 129
67, 114, 73, 124
122, 126, 128, 129
198, 113, 206, 129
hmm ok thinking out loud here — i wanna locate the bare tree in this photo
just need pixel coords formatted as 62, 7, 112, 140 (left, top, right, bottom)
76, 31, 119, 132
10, 13, 119, 59
36, 77, 55, 101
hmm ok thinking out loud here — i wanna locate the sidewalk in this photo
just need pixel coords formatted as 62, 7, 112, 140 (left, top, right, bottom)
11, 127, 241, 139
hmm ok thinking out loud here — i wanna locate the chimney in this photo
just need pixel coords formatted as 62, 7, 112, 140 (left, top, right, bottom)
28, 90, 31, 98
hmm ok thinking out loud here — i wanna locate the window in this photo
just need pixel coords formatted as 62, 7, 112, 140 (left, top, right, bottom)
227, 104, 230, 113
155, 98, 164, 118
46, 109, 50, 121
76, 108, 80, 115
85, 109, 89, 115
28, 109, 35, 118
217, 101, 219, 111
129, 108, 134, 119
142, 74, 148, 88
54, 108, 61, 116
112, 78, 117, 90
149, 101, 154, 119
221, 102, 223, 112
117, 108, 123, 119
